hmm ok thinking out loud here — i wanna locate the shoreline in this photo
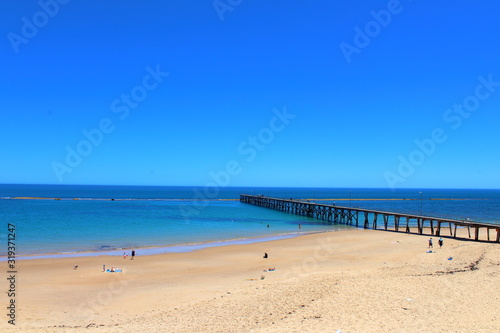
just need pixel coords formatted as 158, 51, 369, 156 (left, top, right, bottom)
0, 230, 342, 261
3, 222, 498, 261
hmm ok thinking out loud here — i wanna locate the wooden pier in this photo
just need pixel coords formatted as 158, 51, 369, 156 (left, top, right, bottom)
240, 195, 500, 243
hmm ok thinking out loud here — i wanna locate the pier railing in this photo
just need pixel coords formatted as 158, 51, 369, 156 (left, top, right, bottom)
240, 195, 500, 243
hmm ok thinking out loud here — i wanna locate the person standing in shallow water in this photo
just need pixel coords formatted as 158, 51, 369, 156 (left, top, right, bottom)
438, 238, 444, 248
131, 250, 135, 260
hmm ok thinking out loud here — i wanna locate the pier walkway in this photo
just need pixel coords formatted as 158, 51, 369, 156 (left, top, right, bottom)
240, 195, 500, 243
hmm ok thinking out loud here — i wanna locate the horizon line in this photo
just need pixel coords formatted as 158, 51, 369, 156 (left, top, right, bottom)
0, 183, 499, 191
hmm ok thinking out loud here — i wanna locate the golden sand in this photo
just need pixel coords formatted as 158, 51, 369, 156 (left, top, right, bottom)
2, 229, 499, 332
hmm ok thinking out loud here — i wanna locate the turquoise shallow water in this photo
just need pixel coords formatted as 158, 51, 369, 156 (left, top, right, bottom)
0, 185, 499, 257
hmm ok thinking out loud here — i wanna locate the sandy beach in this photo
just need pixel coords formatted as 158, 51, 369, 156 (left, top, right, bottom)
3, 229, 499, 332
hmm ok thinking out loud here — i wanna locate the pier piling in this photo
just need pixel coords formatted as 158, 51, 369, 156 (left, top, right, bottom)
240, 194, 500, 243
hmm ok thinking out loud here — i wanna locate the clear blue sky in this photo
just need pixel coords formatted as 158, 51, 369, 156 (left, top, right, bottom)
1, 0, 499, 189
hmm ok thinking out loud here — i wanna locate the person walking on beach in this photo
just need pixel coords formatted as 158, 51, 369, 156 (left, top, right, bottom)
428, 238, 433, 248
102, 264, 106, 272
438, 237, 444, 248
131, 250, 135, 260
123, 251, 127, 259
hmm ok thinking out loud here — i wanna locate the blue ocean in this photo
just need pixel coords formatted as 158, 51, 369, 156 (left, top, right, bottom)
0, 185, 499, 258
